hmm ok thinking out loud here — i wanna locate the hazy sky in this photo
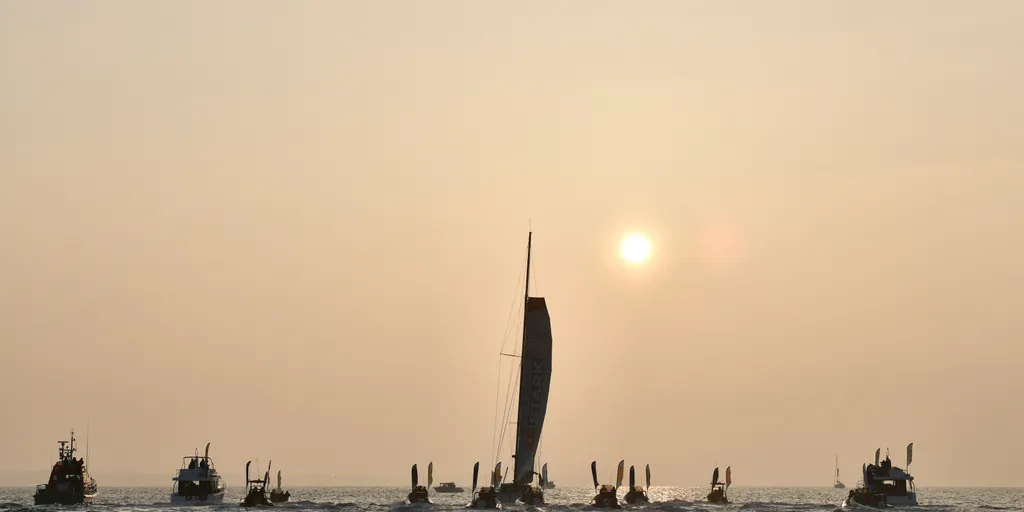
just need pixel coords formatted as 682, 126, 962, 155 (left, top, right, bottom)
1, 0, 1022, 488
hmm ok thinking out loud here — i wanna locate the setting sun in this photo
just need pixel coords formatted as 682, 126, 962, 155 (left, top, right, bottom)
620, 234, 652, 264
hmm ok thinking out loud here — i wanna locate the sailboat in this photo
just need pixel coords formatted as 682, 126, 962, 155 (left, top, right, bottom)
492, 231, 554, 506
269, 470, 290, 503
834, 455, 846, 489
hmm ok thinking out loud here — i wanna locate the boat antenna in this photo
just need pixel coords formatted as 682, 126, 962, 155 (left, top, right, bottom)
86, 417, 90, 468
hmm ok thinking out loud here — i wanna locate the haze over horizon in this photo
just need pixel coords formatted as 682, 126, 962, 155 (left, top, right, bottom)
2, 1, 1022, 489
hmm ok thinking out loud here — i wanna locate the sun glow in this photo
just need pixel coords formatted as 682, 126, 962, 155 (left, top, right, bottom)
620, 234, 652, 264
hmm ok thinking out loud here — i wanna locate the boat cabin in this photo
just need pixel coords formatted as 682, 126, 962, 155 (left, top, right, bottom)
707, 484, 729, 504
173, 455, 224, 500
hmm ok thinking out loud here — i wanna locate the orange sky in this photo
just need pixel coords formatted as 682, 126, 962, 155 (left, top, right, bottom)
1, 0, 1022, 487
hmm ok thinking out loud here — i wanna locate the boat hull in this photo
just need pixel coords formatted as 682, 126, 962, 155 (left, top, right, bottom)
842, 491, 916, 508
624, 492, 649, 505
171, 492, 226, 505
34, 491, 97, 505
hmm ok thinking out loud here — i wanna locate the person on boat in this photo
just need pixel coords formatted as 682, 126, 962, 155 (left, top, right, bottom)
592, 484, 620, 508
189, 458, 197, 470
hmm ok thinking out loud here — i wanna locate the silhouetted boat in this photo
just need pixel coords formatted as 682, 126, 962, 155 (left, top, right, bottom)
435, 482, 464, 493
623, 465, 651, 504
834, 455, 846, 489
706, 466, 731, 504
492, 231, 553, 506
239, 460, 272, 507
269, 470, 290, 503
33, 430, 98, 505
406, 463, 432, 504
171, 443, 226, 504
841, 444, 917, 508
590, 461, 623, 508
468, 462, 501, 509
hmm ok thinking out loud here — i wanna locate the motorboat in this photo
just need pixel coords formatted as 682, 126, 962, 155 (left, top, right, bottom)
470, 487, 501, 509
171, 442, 226, 504
406, 463, 433, 504
841, 444, 917, 508
623, 465, 651, 504
434, 482, 464, 493
468, 462, 502, 509
33, 430, 98, 505
239, 460, 273, 507
706, 466, 731, 504
590, 461, 623, 508
269, 470, 290, 503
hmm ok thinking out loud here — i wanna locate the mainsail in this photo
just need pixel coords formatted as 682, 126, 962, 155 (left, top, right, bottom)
496, 231, 553, 488
513, 296, 553, 484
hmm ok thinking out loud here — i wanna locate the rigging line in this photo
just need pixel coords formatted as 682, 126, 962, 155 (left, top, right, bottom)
495, 308, 524, 463
499, 254, 528, 353
491, 250, 528, 470
494, 333, 521, 462
494, 358, 521, 461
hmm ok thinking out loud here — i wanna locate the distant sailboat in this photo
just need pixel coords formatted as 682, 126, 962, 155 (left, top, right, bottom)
492, 231, 553, 506
834, 455, 846, 489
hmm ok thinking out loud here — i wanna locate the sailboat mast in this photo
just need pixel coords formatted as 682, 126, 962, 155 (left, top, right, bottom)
512, 231, 532, 472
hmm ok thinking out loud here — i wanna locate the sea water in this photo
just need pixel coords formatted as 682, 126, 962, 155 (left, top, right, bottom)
1, 487, 1021, 512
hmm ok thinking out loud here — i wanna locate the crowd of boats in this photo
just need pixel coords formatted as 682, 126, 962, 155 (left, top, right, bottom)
29, 430, 915, 509
26, 233, 918, 509
31, 432, 289, 507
